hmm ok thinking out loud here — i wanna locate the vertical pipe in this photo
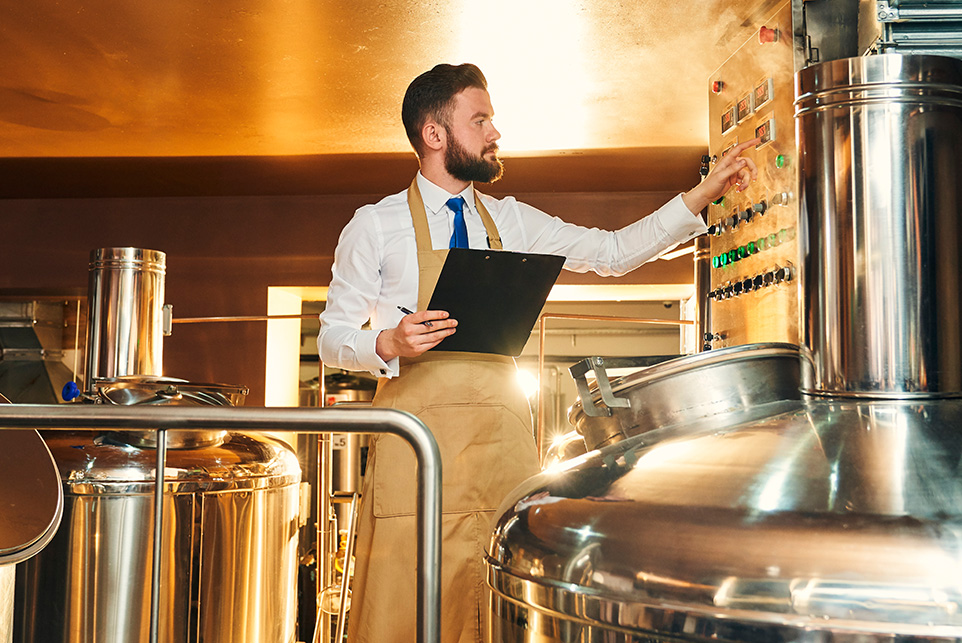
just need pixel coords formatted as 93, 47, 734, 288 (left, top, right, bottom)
314, 359, 332, 643
150, 428, 167, 643
334, 493, 359, 642
693, 234, 712, 352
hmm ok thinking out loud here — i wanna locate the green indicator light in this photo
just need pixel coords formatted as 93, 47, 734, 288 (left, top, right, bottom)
719, 253, 728, 266
712, 196, 725, 206
728, 250, 737, 263
768, 233, 778, 247
757, 238, 766, 250
747, 241, 756, 254
778, 228, 788, 242
775, 154, 786, 168
737, 246, 746, 259
712, 256, 720, 269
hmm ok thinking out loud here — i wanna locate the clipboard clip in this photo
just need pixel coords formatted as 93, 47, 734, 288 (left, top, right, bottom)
569, 356, 632, 417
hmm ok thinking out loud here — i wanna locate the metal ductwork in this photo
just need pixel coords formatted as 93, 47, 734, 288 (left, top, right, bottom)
0, 301, 76, 404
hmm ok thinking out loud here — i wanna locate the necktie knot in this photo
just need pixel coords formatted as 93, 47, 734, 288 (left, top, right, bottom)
447, 196, 468, 249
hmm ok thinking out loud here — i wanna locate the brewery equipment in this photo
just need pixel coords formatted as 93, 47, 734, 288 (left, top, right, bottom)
485, 10, 962, 640
703, 0, 798, 349
14, 248, 302, 642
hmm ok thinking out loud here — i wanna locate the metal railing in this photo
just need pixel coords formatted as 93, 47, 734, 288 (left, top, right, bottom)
0, 404, 442, 643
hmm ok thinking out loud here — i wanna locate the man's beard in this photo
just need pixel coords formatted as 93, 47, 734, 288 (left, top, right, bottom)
444, 134, 504, 183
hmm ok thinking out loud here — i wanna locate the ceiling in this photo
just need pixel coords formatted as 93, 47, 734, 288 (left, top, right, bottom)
0, 0, 785, 159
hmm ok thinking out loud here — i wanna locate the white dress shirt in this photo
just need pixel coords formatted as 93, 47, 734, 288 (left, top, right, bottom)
318, 172, 707, 377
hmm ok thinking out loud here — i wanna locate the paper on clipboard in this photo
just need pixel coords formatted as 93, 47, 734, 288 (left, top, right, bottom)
427, 248, 565, 356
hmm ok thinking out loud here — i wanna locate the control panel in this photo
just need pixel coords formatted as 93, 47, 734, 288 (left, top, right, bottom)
705, 0, 798, 349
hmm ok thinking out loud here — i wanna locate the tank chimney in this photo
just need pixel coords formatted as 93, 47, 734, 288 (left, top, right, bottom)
84, 247, 167, 391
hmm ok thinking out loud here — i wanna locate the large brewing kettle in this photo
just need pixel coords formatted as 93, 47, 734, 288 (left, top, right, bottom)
487, 350, 962, 642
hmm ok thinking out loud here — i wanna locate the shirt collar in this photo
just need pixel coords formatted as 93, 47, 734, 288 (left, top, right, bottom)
416, 172, 476, 216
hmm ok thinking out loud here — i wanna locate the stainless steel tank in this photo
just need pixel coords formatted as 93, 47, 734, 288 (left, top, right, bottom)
486, 54, 962, 643
14, 247, 302, 642
14, 377, 302, 643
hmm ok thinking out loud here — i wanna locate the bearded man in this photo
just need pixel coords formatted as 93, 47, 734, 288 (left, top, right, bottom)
318, 63, 758, 643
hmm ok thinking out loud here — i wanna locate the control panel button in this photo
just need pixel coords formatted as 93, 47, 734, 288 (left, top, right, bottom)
770, 192, 791, 206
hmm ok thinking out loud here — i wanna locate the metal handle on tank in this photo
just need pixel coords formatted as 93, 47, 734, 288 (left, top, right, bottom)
569, 355, 679, 417
569, 357, 631, 417
0, 404, 443, 643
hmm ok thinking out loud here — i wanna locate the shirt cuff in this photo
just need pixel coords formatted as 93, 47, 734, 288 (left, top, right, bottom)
654, 193, 709, 243
359, 329, 399, 378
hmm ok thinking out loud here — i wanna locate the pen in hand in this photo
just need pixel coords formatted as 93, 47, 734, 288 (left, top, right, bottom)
397, 305, 433, 328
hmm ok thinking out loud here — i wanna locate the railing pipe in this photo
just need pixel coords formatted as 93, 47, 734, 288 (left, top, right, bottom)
0, 404, 442, 643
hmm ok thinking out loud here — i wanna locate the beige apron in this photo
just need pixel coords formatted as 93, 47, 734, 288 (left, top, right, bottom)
346, 180, 541, 643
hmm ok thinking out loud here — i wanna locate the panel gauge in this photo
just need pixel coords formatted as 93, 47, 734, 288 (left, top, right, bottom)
753, 78, 774, 110
755, 117, 775, 148
721, 105, 736, 134
736, 93, 754, 123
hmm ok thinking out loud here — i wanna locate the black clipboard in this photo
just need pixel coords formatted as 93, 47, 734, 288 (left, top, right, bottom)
427, 248, 565, 356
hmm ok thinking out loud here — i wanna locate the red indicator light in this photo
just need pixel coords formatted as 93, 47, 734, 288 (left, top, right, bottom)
712, 80, 724, 94
759, 26, 778, 44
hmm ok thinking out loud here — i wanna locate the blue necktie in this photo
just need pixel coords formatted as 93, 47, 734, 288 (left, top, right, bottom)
447, 196, 468, 249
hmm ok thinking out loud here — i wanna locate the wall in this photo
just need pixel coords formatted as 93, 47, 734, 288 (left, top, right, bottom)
0, 150, 703, 404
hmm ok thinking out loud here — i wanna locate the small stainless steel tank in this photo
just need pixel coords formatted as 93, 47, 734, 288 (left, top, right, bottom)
14, 377, 302, 643
14, 247, 302, 642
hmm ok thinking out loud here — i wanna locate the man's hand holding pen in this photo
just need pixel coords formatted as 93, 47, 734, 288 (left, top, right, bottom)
375, 307, 458, 361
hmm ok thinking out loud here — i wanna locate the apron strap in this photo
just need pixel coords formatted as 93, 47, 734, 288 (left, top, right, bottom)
406, 178, 434, 254
473, 190, 502, 250
407, 177, 504, 251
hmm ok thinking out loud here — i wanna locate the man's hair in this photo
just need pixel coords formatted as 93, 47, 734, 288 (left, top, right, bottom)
401, 63, 488, 158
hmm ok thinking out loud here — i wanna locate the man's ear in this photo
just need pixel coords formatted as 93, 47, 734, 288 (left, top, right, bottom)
421, 121, 445, 152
